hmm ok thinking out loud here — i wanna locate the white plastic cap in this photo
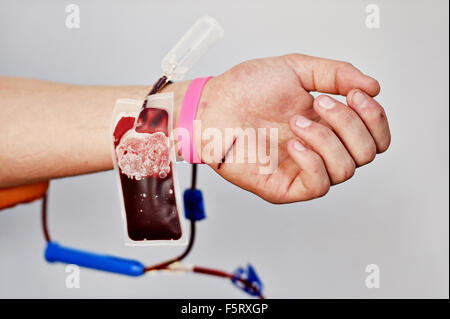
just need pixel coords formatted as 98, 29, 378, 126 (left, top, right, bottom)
161, 16, 224, 81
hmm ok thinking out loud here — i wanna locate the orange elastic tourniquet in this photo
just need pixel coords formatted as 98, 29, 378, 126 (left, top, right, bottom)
0, 182, 49, 210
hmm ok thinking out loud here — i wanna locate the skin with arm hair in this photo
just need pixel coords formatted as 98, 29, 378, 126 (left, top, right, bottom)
0, 77, 189, 187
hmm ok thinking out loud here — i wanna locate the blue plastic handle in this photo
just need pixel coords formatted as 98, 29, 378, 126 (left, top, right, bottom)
45, 242, 144, 277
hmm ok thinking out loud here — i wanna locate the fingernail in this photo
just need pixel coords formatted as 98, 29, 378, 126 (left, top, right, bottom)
295, 115, 311, 128
318, 96, 336, 110
293, 140, 306, 152
352, 91, 368, 108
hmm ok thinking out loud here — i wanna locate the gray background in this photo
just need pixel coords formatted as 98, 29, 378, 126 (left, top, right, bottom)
0, 0, 448, 298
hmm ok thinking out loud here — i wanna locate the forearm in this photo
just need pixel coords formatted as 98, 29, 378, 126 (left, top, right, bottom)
0, 77, 188, 187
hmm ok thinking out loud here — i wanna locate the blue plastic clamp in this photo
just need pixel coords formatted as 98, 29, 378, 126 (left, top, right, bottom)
183, 189, 206, 221
232, 264, 263, 297
45, 241, 144, 277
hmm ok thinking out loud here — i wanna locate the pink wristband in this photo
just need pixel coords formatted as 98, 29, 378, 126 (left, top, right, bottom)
178, 76, 212, 163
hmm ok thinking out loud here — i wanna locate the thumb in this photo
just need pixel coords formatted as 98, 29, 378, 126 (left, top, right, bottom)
283, 53, 380, 97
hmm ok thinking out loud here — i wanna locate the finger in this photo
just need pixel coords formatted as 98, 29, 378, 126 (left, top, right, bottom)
289, 115, 356, 185
283, 53, 380, 96
313, 95, 377, 167
347, 89, 391, 153
286, 139, 330, 200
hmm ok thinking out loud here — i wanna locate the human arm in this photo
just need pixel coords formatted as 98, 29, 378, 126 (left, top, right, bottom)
0, 54, 390, 204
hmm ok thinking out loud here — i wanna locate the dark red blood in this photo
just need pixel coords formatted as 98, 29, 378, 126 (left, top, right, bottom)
136, 108, 169, 136
113, 116, 135, 147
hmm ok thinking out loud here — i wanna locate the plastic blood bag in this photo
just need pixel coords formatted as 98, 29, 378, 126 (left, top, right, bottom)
112, 95, 184, 244
111, 16, 223, 244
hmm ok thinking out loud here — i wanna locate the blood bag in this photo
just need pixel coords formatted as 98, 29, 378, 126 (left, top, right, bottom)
111, 94, 186, 245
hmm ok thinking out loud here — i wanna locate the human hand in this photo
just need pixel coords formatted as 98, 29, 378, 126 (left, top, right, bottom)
176, 54, 391, 203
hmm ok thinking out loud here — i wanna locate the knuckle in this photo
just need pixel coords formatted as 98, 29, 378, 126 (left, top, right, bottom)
283, 53, 297, 59
314, 178, 331, 197
283, 53, 304, 62
309, 154, 325, 174
339, 61, 355, 71
333, 161, 356, 184
339, 111, 356, 127
265, 195, 284, 205
378, 134, 391, 153
365, 105, 385, 123
316, 126, 335, 143
304, 156, 330, 198
356, 143, 377, 166
363, 107, 391, 154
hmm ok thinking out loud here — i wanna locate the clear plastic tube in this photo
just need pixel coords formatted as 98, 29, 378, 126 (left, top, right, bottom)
161, 15, 224, 81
